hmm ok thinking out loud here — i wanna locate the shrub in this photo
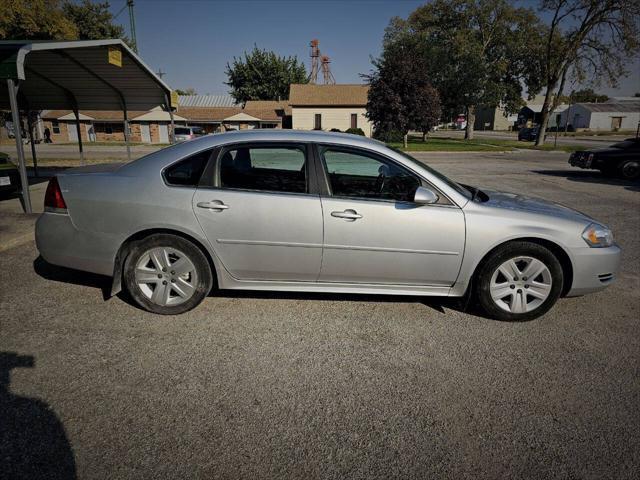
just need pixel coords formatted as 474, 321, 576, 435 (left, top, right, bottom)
345, 127, 365, 136
373, 129, 404, 142
329, 128, 342, 132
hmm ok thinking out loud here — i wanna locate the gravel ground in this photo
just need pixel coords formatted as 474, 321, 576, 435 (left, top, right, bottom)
1, 150, 639, 479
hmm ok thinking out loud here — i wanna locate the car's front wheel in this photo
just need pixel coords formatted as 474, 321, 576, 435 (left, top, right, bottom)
123, 234, 213, 314
475, 241, 563, 321
618, 160, 640, 180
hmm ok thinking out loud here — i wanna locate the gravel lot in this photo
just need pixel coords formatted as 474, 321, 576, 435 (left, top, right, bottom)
1, 150, 639, 479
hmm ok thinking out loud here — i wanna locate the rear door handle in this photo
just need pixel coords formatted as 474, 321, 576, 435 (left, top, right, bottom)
331, 209, 362, 221
197, 200, 229, 211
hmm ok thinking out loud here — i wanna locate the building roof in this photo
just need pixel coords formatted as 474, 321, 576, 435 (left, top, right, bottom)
524, 104, 569, 113
289, 84, 369, 106
224, 112, 261, 122
606, 97, 640, 103
578, 102, 640, 113
243, 100, 290, 120
176, 106, 242, 121
177, 94, 238, 108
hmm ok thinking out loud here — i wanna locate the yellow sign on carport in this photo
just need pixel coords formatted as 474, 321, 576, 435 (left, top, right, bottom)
108, 46, 122, 67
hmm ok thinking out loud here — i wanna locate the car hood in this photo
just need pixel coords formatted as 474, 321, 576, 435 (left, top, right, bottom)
482, 189, 594, 223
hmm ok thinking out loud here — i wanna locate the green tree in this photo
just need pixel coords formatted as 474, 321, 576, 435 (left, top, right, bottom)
62, 1, 129, 45
225, 46, 307, 104
569, 88, 609, 103
0, 0, 77, 40
175, 88, 197, 96
366, 41, 441, 148
533, 0, 640, 146
384, 0, 543, 140
0, 0, 130, 46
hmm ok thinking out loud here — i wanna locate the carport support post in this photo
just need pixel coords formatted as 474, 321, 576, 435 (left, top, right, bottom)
7, 79, 32, 214
164, 93, 176, 144
73, 109, 85, 166
123, 107, 131, 162
26, 112, 39, 177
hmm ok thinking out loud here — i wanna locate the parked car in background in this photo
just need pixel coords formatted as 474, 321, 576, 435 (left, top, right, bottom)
36, 130, 620, 321
569, 138, 640, 180
0, 152, 20, 194
518, 127, 540, 141
174, 126, 205, 142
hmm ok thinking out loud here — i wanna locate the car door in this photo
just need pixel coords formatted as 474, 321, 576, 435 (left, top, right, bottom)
317, 145, 465, 286
192, 142, 323, 281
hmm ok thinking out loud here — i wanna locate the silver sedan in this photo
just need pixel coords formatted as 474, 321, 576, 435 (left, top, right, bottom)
36, 130, 620, 320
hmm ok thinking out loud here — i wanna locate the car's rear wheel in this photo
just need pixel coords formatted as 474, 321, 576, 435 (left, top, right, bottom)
475, 242, 563, 321
618, 160, 640, 180
124, 234, 213, 314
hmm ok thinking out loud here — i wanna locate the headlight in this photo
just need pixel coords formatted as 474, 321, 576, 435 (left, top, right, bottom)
582, 223, 613, 248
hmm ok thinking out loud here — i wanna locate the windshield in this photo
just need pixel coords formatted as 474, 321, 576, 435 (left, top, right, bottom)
389, 147, 472, 200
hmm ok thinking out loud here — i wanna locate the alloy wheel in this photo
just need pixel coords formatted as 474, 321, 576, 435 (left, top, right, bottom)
489, 256, 552, 314
134, 247, 198, 306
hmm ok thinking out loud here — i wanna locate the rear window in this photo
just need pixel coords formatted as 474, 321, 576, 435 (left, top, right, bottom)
164, 149, 211, 186
174, 127, 191, 135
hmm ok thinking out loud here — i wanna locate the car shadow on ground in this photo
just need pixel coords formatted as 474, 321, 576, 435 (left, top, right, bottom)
0, 352, 77, 479
532, 169, 640, 191
33, 256, 489, 320
33, 256, 112, 301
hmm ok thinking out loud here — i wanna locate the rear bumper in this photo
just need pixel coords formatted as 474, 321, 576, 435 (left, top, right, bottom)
566, 244, 621, 296
35, 212, 117, 276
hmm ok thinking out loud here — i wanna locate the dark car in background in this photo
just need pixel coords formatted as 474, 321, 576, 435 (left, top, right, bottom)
569, 138, 640, 180
0, 152, 20, 194
518, 127, 543, 142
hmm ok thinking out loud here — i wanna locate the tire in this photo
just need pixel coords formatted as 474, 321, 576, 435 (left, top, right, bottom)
618, 160, 640, 180
475, 241, 563, 321
123, 234, 213, 315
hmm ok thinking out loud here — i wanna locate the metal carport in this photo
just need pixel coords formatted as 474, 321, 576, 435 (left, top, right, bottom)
0, 39, 176, 213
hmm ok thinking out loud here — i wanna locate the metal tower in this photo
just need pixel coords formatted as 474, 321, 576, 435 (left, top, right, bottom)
321, 55, 336, 84
307, 39, 320, 84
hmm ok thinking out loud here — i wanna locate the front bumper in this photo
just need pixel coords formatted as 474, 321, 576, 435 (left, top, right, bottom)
566, 244, 621, 296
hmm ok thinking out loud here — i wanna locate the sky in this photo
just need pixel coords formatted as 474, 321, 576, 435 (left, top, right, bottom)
108, 0, 640, 98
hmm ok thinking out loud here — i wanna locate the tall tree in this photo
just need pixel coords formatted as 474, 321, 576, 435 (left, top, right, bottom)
0, 0, 77, 40
366, 41, 441, 148
533, 0, 640, 146
62, 1, 129, 45
225, 46, 307, 104
384, 0, 543, 140
175, 88, 197, 96
0, 0, 130, 45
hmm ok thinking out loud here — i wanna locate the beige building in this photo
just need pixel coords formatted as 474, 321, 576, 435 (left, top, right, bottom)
289, 84, 372, 136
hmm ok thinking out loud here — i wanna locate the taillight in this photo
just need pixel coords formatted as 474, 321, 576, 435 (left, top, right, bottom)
44, 177, 67, 212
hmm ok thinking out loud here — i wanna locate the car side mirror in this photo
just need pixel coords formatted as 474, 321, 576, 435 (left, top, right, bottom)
414, 186, 439, 204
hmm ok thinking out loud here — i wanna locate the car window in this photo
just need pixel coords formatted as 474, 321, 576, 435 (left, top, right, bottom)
219, 146, 307, 194
322, 148, 420, 202
174, 127, 190, 135
164, 149, 211, 186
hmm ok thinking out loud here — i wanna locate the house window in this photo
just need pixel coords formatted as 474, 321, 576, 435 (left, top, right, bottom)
314, 114, 322, 130
52, 120, 60, 134
350, 113, 358, 129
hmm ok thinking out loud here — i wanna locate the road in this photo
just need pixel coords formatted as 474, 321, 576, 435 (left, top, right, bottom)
1, 150, 639, 479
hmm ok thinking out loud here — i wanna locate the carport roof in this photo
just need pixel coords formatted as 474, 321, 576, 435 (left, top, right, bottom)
0, 39, 173, 111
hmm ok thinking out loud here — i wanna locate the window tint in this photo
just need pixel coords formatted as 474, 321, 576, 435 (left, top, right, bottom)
322, 148, 420, 202
164, 149, 211, 186
174, 127, 190, 135
220, 146, 306, 194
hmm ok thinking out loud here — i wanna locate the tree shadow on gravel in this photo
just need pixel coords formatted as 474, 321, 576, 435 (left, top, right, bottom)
0, 352, 77, 480
33, 256, 112, 300
532, 169, 640, 191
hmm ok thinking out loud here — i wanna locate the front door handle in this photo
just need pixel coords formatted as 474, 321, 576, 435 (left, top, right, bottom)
197, 200, 229, 211
331, 209, 362, 221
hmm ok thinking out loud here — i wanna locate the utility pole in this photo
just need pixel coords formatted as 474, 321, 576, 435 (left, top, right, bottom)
156, 69, 166, 79
127, 0, 138, 53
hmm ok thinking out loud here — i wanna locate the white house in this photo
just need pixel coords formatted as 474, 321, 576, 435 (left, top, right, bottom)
289, 84, 373, 136
558, 102, 640, 131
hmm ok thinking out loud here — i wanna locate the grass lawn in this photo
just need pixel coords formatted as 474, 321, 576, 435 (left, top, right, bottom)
390, 136, 588, 153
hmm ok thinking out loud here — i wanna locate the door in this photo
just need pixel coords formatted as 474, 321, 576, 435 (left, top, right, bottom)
193, 143, 323, 281
158, 124, 169, 143
140, 123, 151, 143
68, 122, 78, 142
317, 146, 465, 285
